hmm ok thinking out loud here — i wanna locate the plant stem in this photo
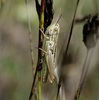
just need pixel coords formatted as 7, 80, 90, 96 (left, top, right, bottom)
65, 0, 80, 54
25, 0, 37, 100
29, 0, 45, 99
56, 0, 80, 100
73, 49, 94, 100
79, 49, 89, 86
25, 0, 35, 80
80, 49, 94, 90
37, 0, 45, 100
73, 50, 89, 100
38, 71, 41, 100
73, 49, 89, 100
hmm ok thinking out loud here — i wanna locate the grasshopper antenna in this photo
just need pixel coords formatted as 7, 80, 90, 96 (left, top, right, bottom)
56, 14, 62, 24
55, 8, 62, 24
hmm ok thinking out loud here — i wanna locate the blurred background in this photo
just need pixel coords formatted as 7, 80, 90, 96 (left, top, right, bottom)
0, 0, 99, 100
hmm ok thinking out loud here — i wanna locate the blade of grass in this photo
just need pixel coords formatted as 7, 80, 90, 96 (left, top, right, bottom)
29, 0, 45, 100
79, 49, 89, 87
73, 49, 94, 100
38, 71, 41, 100
56, 0, 80, 100
37, 1, 45, 100
73, 49, 89, 100
29, 67, 38, 100
25, 0, 37, 100
80, 49, 94, 93
25, 0, 35, 77
65, 0, 80, 54
36, 0, 45, 100
28, 0, 40, 99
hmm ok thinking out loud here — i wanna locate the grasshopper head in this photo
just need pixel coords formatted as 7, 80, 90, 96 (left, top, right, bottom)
49, 23, 60, 36
47, 13, 62, 36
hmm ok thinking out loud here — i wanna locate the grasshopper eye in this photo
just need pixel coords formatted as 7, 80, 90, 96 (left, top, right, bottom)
54, 27, 58, 31
53, 28, 59, 34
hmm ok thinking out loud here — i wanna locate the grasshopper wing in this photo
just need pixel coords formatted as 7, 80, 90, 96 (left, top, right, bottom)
42, 34, 49, 83
45, 41, 55, 84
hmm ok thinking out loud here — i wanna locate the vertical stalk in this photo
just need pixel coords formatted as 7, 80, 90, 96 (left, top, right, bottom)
37, 0, 45, 100
56, 0, 80, 100
25, 0, 37, 100
80, 49, 93, 91
65, 0, 80, 54
38, 71, 41, 100
73, 50, 89, 100
25, 0, 35, 79
79, 49, 89, 86
73, 49, 89, 100
29, 0, 45, 100
73, 49, 94, 100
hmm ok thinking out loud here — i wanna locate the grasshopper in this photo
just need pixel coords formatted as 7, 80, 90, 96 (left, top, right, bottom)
40, 14, 62, 84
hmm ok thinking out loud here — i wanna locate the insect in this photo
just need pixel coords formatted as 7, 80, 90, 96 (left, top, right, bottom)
40, 14, 62, 84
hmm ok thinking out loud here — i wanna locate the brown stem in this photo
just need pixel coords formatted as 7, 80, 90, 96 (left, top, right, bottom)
78, 49, 94, 100
29, 68, 38, 100
79, 49, 89, 86
65, 0, 80, 55
73, 50, 89, 100
56, 0, 80, 100
25, 0, 35, 80
25, 0, 37, 100
29, 0, 45, 100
